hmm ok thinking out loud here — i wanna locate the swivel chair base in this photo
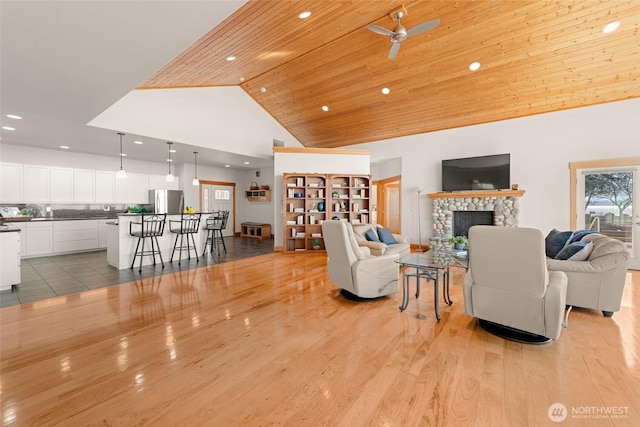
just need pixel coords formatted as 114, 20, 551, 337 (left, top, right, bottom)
339, 289, 385, 302
478, 319, 551, 344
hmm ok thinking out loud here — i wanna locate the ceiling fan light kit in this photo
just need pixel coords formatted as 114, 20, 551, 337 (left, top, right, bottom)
367, 9, 440, 59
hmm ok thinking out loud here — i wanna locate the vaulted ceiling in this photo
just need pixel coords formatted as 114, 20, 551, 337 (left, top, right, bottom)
140, 0, 640, 148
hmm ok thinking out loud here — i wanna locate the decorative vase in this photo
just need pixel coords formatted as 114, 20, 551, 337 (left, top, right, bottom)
318, 202, 325, 212
454, 243, 465, 250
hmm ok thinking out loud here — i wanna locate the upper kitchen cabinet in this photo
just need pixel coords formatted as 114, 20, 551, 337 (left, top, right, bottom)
130, 173, 149, 203
24, 165, 50, 202
50, 167, 74, 202
95, 171, 115, 204
0, 163, 23, 202
148, 174, 179, 191
74, 169, 96, 202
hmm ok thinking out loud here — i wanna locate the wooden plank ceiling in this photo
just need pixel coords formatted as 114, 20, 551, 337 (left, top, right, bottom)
139, 0, 640, 148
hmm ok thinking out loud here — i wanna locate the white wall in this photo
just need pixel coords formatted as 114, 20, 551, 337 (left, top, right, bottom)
351, 98, 640, 244
371, 157, 402, 180
273, 151, 370, 247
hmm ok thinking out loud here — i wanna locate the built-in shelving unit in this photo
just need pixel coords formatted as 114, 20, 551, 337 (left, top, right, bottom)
245, 190, 271, 202
283, 173, 370, 253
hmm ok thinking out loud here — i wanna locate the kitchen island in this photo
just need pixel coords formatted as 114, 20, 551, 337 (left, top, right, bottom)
107, 214, 208, 270
0, 224, 21, 290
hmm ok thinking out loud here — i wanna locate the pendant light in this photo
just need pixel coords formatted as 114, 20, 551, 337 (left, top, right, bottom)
166, 141, 175, 182
116, 132, 127, 179
192, 151, 200, 186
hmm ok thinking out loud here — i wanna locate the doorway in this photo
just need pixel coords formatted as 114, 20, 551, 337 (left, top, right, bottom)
571, 159, 639, 270
375, 175, 401, 234
200, 180, 235, 238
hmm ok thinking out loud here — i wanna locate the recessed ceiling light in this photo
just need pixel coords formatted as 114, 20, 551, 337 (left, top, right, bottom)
169, 149, 176, 153
60, 145, 69, 149
469, 61, 481, 71
298, 11, 311, 19
224, 164, 230, 168
260, 87, 267, 93
6, 114, 22, 120
226, 56, 236, 61
244, 161, 250, 165
167, 159, 173, 162
239, 77, 245, 82
322, 106, 329, 112
381, 87, 390, 95
603, 21, 620, 34
120, 153, 127, 157
2, 126, 15, 131
134, 140, 143, 145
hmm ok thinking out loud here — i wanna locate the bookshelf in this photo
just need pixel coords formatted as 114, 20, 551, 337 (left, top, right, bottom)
283, 173, 371, 252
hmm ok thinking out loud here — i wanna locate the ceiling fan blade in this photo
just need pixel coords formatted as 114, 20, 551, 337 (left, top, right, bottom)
388, 42, 401, 60
406, 18, 440, 36
367, 24, 394, 37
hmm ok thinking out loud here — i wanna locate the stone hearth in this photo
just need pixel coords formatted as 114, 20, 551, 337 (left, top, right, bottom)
427, 190, 525, 250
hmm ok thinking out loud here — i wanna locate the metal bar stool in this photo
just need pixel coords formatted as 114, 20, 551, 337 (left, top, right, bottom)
169, 213, 202, 265
129, 214, 167, 273
202, 210, 229, 257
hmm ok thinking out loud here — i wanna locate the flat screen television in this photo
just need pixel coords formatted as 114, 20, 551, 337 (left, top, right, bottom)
442, 153, 510, 192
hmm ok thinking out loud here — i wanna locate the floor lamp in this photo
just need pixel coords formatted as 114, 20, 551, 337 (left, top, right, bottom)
416, 186, 426, 252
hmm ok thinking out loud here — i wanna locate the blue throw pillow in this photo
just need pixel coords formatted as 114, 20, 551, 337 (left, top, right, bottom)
377, 227, 397, 245
567, 229, 597, 244
554, 241, 593, 261
365, 228, 380, 242
545, 229, 573, 258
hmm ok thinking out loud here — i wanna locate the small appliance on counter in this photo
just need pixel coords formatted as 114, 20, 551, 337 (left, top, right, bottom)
0, 207, 33, 222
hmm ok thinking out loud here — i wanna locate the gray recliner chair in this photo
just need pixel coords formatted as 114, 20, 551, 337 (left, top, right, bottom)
463, 226, 568, 342
322, 220, 399, 299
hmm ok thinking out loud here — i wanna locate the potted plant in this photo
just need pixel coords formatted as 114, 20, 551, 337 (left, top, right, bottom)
449, 235, 468, 250
311, 238, 322, 250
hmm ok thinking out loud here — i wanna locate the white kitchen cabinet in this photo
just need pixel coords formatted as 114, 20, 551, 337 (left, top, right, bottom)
50, 167, 74, 202
95, 171, 115, 204
25, 221, 53, 257
74, 169, 96, 203
0, 229, 21, 290
13, 222, 28, 255
24, 165, 50, 202
53, 220, 99, 253
115, 174, 131, 203
98, 220, 110, 248
130, 173, 149, 204
0, 163, 23, 202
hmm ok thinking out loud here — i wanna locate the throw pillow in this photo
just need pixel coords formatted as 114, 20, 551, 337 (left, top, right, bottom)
545, 229, 573, 258
567, 229, 597, 244
554, 241, 594, 261
377, 227, 398, 245
365, 228, 380, 242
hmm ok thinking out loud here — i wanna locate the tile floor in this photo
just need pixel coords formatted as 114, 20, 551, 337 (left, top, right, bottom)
0, 237, 274, 307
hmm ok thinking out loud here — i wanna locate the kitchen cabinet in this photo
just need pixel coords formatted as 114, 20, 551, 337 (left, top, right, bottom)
50, 167, 74, 202
114, 174, 131, 203
0, 229, 21, 290
130, 173, 150, 203
74, 169, 96, 202
53, 220, 100, 253
98, 220, 110, 248
0, 163, 23, 202
148, 174, 179, 191
95, 171, 115, 203
25, 222, 53, 257
24, 165, 50, 202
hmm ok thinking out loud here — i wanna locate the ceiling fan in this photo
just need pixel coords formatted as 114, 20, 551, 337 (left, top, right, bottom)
367, 10, 440, 60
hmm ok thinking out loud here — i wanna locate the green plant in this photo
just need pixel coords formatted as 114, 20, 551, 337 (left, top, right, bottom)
311, 238, 322, 248
449, 235, 468, 245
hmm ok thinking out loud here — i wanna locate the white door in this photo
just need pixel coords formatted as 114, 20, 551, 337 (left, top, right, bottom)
202, 184, 234, 237
577, 166, 638, 269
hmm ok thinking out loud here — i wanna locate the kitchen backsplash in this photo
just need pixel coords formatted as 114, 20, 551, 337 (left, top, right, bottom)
0, 203, 150, 219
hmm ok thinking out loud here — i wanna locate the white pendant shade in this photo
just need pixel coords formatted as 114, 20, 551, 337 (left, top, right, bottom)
116, 169, 127, 179
166, 173, 175, 183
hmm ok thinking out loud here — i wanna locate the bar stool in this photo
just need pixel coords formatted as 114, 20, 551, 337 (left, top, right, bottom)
169, 213, 202, 265
202, 210, 229, 257
129, 214, 167, 273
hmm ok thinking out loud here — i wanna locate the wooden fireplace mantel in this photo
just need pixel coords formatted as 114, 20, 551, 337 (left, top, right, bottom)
427, 190, 525, 199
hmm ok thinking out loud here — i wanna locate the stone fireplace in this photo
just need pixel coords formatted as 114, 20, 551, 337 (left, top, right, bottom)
427, 190, 525, 250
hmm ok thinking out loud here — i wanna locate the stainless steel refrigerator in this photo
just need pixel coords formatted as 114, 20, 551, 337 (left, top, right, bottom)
149, 190, 184, 214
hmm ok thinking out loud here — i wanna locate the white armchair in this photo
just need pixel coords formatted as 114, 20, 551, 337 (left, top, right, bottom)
322, 220, 399, 299
463, 226, 568, 342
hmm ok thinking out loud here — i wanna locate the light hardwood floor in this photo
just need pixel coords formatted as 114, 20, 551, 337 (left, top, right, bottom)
0, 252, 638, 426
